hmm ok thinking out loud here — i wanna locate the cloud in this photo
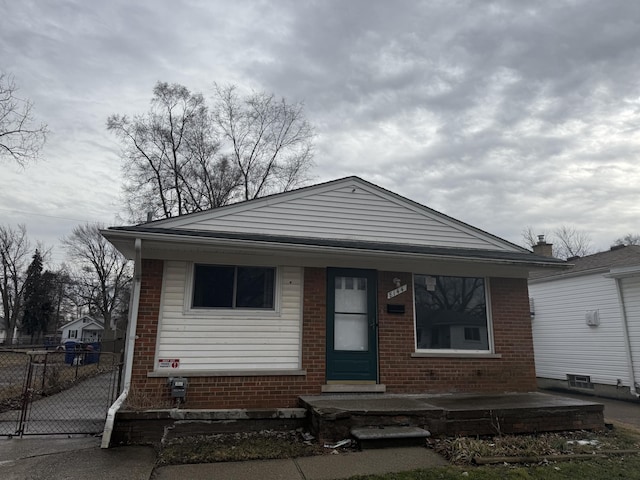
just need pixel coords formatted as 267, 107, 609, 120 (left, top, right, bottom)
1, 0, 640, 265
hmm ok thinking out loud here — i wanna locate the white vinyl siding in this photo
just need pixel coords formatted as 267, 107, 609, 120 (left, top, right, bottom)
530, 274, 629, 386
177, 184, 517, 251
156, 261, 303, 371
621, 276, 640, 386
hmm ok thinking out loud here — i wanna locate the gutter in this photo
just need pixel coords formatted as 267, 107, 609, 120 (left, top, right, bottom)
101, 238, 142, 448
612, 276, 640, 398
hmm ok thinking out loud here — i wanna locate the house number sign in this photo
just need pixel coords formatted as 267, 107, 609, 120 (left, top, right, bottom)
387, 284, 407, 299
158, 358, 180, 369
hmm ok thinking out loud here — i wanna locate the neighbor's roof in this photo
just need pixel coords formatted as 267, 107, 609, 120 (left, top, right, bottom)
530, 245, 640, 282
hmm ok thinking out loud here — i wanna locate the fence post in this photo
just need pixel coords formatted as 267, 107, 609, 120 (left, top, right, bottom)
41, 353, 48, 392
17, 354, 34, 437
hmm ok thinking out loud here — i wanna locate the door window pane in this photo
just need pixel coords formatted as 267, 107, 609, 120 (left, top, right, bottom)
335, 276, 367, 313
334, 313, 368, 351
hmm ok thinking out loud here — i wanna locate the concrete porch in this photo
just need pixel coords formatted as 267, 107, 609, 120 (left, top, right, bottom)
299, 392, 605, 442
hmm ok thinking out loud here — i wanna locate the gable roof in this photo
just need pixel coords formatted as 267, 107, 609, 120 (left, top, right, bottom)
103, 176, 566, 268
530, 245, 640, 282
143, 176, 522, 252
59, 316, 104, 331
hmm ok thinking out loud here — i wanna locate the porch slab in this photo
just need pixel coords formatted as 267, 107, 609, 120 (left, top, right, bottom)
299, 392, 604, 442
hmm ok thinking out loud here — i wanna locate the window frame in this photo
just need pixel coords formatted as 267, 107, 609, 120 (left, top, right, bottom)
412, 273, 494, 354
185, 263, 280, 315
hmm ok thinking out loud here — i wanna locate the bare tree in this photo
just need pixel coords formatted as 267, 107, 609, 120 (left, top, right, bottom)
0, 224, 31, 342
108, 81, 314, 221
108, 82, 240, 221
553, 225, 592, 259
613, 233, 640, 246
62, 224, 131, 336
522, 225, 592, 259
0, 73, 48, 166
212, 84, 315, 201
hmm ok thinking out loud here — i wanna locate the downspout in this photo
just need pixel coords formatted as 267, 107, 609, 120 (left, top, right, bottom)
613, 277, 640, 398
101, 238, 142, 448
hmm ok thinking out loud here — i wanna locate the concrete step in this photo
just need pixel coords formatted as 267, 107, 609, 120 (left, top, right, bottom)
351, 426, 431, 449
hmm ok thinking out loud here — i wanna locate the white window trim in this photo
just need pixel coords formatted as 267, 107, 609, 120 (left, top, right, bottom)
183, 262, 282, 317
412, 273, 495, 355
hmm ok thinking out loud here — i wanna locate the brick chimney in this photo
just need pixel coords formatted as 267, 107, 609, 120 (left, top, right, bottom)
532, 235, 554, 257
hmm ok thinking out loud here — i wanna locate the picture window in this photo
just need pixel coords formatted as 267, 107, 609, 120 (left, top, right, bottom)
414, 274, 490, 351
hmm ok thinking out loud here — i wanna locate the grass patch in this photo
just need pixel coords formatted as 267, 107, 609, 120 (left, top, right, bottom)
430, 427, 640, 464
344, 456, 640, 479
157, 430, 326, 465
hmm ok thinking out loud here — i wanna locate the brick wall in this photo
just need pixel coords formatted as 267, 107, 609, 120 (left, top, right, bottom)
127, 263, 326, 409
127, 263, 536, 409
378, 272, 537, 393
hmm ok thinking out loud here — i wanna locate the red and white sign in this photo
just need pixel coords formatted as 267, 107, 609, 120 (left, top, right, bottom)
158, 358, 180, 369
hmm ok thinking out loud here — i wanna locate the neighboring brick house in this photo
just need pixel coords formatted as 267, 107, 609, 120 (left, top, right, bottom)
101, 177, 564, 411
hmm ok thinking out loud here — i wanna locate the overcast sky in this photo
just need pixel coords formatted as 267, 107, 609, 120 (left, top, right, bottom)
2, 0, 639, 266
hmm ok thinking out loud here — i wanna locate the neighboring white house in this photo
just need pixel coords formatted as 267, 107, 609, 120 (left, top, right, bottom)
529, 244, 640, 401
59, 316, 104, 343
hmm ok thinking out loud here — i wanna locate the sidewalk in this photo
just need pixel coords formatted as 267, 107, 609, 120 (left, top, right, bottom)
0, 436, 155, 480
153, 447, 447, 480
0, 435, 446, 480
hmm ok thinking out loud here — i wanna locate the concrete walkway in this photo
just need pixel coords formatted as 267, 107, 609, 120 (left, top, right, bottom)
0, 373, 114, 436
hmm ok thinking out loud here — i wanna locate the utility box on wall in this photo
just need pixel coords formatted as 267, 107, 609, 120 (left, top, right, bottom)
169, 377, 188, 398
585, 310, 600, 327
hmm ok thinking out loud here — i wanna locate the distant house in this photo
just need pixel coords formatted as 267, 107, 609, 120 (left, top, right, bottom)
59, 316, 104, 343
101, 176, 564, 413
530, 244, 640, 400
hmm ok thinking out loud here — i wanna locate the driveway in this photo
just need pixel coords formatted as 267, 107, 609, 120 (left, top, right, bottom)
0, 373, 114, 436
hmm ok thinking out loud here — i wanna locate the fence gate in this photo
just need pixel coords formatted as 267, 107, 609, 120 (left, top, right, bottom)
0, 349, 122, 437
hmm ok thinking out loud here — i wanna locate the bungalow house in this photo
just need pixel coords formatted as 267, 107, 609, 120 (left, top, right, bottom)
100, 177, 570, 444
59, 315, 104, 343
529, 244, 640, 401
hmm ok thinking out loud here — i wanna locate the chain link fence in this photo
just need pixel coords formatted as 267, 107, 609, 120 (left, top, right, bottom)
0, 347, 122, 436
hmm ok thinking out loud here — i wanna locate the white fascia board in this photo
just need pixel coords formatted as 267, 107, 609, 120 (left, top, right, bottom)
528, 266, 607, 284
104, 229, 563, 271
604, 265, 640, 279
531, 264, 640, 284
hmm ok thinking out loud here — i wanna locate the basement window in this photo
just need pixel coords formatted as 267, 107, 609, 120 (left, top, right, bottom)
567, 374, 594, 390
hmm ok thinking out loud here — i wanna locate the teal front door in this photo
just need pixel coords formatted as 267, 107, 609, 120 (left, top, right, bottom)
326, 268, 378, 381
